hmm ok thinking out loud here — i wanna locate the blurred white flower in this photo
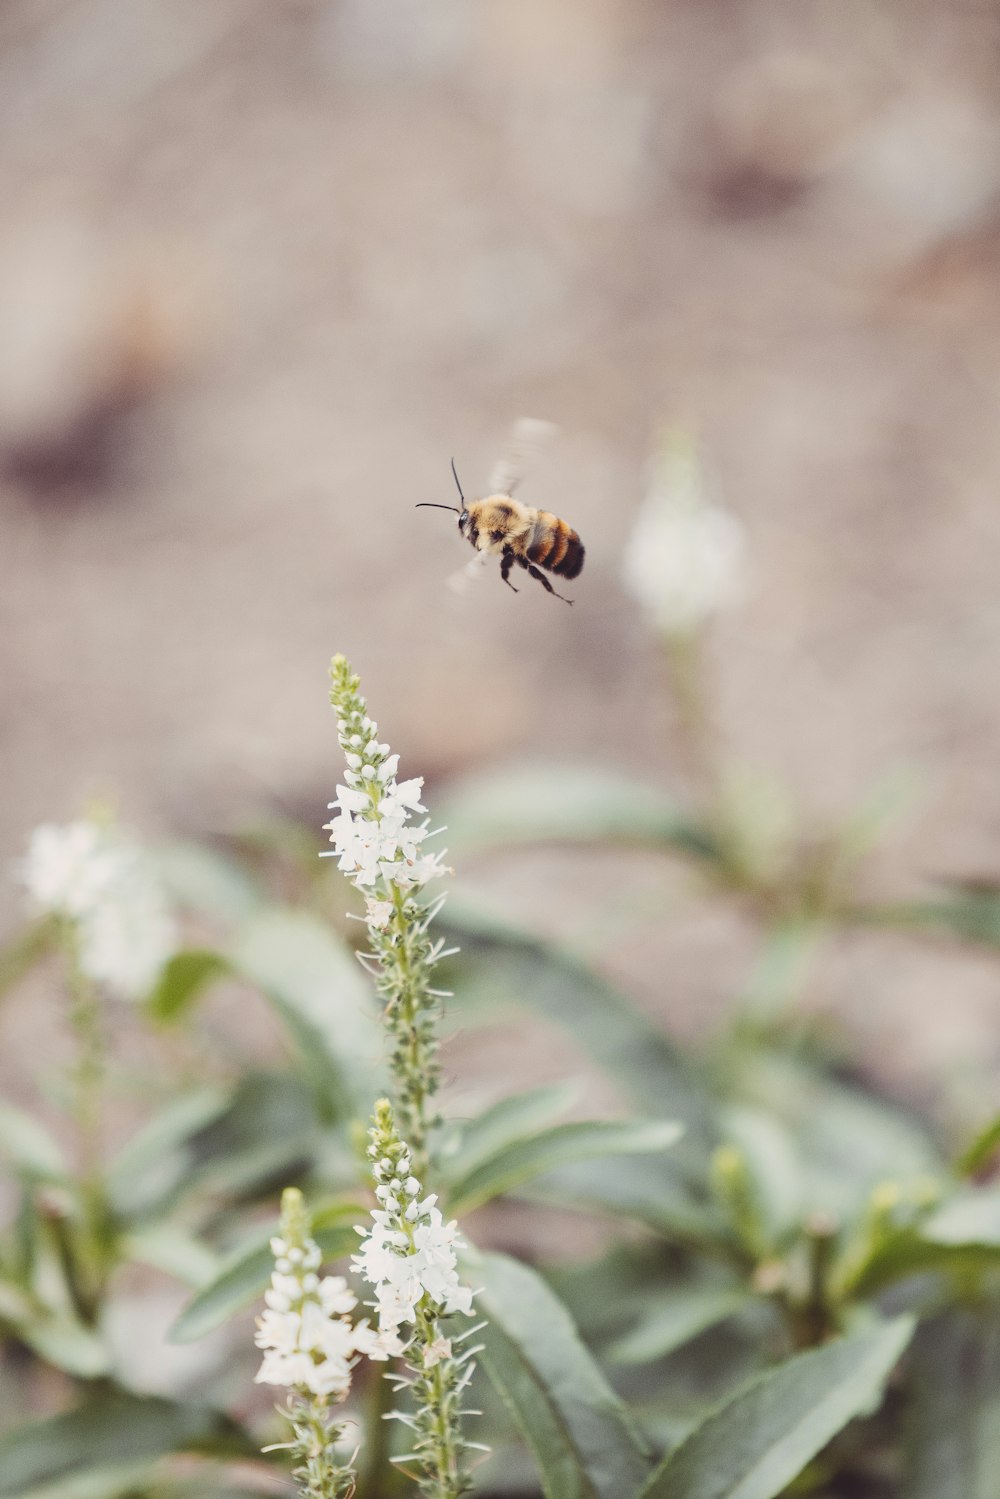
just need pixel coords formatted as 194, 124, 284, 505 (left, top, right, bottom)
256, 1198, 373, 1402
623, 430, 746, 636
19, 817, 175, 1000
22, 820, 123, 916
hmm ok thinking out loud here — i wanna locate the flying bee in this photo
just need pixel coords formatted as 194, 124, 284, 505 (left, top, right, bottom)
417, 425, 584, 604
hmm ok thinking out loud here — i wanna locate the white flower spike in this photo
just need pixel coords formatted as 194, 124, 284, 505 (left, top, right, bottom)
325, 656, 455, 1176
254, 1188, 361, 1499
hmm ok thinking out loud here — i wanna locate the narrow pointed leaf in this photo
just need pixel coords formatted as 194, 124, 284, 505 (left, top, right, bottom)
147, 949, 230, 1022
437, 1082, 579, 1180
610, 1288, 752, 1365
921, 1187, 1000, 1247
0, 1390, 256, 1496
956, 1115, 1000, 1177
439, 763, 721, 860
445, 901, 716, 1166
0, 1278, 110, 1378
169, 1209, 361, 1344
156, 841, 264, 924
0, 1102, 67, 1182
641, 1315, 915, 1499
471, 1249, 652, 1499
4, 1458, 163, 1499
446, 1119, 682, 1216
106, 1087, 230, 1218
0, 920, 53, 1001
516, 1153, 728, 1246
229, 908, 379, 1110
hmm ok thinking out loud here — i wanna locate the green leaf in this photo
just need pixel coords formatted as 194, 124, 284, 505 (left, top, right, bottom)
183, 1072, 320, 1200
446, 1119, 682, 1217
718, 1106, 803, 1251
516, 1153, 728, 1246
147, 949, 230, 1023
229, 908, 379, 1112
155, 841, 263, 925
0, 921, 54, 1001
956, 1115, 1000, 1178
444, 902, 716, 1170
737, 918, 827, 1023
471, 1249, 653, 1499
439, 762, 721, 861
106, 1086, 230, 1219
610, 1288, 753, 1365
1, 1458, 164, 1499
17, 1318, 111, 1379
169, 1208, 361, 1344
731, 1046, 940, 1219
922, 1187, 1000, 1247
0, 1277, 110, 1378
125, 1224, 218, 1287
640, 1315, 915, 1499
903, 1308, 1000, 1498
0, 1390, 256, 1496
437, 1082, 579, 1180
866, 882, 1000, 950
0, 1102, 67, 1183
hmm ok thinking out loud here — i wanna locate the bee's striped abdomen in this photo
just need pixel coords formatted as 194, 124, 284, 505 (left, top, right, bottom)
529, 513, 585, 580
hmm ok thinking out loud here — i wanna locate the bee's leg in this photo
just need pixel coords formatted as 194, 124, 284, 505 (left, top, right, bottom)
524, 559, 573, 605
500, 549, 519, 592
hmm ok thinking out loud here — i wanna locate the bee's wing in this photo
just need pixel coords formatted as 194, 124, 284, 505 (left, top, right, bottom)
488, 416, 557, 497
446, 553, 489, 598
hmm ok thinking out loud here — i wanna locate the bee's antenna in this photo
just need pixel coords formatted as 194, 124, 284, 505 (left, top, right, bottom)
450, 457, 466, 506
415, 457, 467, 514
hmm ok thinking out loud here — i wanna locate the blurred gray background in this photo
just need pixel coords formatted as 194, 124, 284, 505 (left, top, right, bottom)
4, 0, 1000, 1095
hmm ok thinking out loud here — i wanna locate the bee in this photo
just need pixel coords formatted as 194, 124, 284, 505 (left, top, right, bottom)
417, 430, 584, 605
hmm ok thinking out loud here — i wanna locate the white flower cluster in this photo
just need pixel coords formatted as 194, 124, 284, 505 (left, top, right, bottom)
353, 1152, 474, 1350
321, 708, 449, 896
20, 819, 175, 1000
256, 1231, 402, 1400
622, 430, 746, 636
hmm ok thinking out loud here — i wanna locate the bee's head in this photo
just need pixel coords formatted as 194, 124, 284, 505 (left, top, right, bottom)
416, 458, 470, 531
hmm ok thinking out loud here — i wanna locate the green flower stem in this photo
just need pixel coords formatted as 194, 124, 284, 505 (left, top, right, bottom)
357, 1359, 400, 1499
61, 927, 113, 1318
387, 882, 436, 1180
365, 1101, 475, 1499
328, 657, 448, 1182
64, 944, 103, 1185
276, 1394, 357, 1499
664, 631, 719, 795
413, 1305, 464, 1499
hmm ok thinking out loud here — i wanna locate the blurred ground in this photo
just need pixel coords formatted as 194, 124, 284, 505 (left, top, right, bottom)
3, 0, 1000, 1100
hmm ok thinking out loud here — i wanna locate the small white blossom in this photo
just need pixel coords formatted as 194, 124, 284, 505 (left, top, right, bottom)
364, 896, 394, 930
623, 429, 746, 636
423, 1335, 452, 1369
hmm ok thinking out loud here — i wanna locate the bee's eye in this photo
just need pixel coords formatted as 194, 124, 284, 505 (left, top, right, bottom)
491, 530, 505, 542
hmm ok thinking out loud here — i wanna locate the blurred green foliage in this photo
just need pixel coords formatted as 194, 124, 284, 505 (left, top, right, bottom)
4, 745, 1000, 1499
